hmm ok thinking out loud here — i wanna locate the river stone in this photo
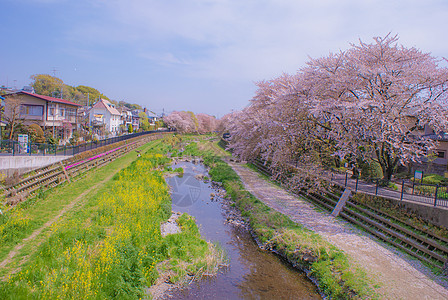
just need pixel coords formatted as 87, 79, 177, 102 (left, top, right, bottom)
161, 212, 181, 237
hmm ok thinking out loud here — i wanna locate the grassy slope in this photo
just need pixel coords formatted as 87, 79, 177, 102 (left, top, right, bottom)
0, 138, 225, 299
0, 142, 161, 266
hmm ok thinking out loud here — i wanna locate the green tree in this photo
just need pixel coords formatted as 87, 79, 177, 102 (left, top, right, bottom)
30, 75, 112, 105
139, 111, 150, 131
75, 85, 110, 105
118, 101, 142, 110
31, 74, 66, 98
127, 124, 133, 133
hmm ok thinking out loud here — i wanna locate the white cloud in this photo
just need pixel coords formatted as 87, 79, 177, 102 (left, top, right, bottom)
52, 0, 448, 113
77, 0, 447, 79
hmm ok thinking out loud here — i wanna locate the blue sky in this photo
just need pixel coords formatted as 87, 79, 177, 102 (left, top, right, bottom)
1, 0, 448, 117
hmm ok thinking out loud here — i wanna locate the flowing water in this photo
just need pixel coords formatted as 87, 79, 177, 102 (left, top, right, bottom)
165, 161, 321, 299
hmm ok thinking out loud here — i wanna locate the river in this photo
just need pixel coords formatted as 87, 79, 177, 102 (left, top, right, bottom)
165, 160, 321, 299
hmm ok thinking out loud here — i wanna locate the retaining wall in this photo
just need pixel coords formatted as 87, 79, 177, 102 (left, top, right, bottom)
0, 156, 71, 177
381, 196, 448, 228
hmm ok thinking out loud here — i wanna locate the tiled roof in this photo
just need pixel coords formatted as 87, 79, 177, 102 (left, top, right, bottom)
92, 99, 121, 115
9, 91, 82, 107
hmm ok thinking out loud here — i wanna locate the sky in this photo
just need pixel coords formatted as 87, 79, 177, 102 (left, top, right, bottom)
1, 0, 448, 117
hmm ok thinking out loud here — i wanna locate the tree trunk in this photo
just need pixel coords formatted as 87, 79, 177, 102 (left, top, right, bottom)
376, 143, 399, 184
8, 120, 15, 140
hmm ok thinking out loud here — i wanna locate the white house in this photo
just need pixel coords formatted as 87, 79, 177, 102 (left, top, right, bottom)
118, 106, 133, 132
89, 99, 121, 135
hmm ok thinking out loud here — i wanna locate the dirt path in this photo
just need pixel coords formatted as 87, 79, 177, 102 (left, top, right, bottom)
0, 170, 120, 278
228, 162, 448, 300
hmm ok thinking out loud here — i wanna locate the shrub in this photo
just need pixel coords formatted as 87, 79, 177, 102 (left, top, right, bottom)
360, 160, 383, 179
27, 124, 45, 143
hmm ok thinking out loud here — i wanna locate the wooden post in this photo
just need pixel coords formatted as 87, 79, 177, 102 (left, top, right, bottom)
60, 161, 71, 183
331, 188, 351, 217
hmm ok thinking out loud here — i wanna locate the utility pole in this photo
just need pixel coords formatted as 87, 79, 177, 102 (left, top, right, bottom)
0, 95, 4, 142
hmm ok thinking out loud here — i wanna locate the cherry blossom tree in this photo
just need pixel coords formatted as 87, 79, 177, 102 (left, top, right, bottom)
163, 111, 196, 133
163, 111, 217, 134
197, 113, 217, 134
229, 34, 448, 183
303, 34, 448, 180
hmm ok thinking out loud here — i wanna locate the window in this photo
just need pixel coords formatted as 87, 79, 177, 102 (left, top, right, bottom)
21, 105, 44, 116
59, 108, 65, 117
437, 151, 446, 159
66, 108, 76, 117
48, 103, 56, 116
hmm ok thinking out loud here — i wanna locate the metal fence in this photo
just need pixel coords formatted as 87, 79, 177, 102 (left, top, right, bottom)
331, 172, 448, 208
0, 129, 171, 157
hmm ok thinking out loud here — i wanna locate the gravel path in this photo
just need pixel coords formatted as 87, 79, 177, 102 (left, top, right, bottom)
228, 162, 448, 300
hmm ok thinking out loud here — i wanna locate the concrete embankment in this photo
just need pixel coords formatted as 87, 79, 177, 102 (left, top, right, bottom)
0, 156, 70, 177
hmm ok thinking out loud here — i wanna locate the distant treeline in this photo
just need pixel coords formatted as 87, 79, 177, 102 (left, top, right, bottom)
30, 74, 141, 109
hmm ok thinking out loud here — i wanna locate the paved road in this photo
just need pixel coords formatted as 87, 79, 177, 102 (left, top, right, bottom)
228, 161, 448, 300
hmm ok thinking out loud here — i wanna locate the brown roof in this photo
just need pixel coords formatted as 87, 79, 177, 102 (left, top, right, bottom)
6, 91, 82, 107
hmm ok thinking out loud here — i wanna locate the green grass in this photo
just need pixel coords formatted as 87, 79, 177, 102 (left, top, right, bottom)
0, 141, 160, 265
0, 137, 226, 299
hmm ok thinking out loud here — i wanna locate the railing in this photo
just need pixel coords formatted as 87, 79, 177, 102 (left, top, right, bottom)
1, 131, 169, 203
332, 172, 448, 208
0, 129, 171, 157
250, 156, 448, 209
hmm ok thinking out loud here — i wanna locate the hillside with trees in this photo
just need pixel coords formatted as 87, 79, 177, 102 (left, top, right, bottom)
30, 74, 141, 108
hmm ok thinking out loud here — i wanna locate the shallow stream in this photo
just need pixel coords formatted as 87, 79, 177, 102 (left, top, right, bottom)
165, 161, 321, 299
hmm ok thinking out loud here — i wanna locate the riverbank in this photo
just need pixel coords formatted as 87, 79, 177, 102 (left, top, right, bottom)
231, 160, 448, 299
0, 139, 226, 299
176, 140, 377, 299
162, 159, 321, 299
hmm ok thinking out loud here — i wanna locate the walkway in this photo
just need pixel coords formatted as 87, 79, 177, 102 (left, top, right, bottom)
228, 162, 448, 300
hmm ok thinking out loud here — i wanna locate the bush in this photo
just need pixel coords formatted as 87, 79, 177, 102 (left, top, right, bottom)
27, 124, 45, 143
360, 160, 383, 179
422, 174, 448, 185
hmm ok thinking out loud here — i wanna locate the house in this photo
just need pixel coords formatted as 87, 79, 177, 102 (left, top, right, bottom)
131, 109, 140, 131
118, 106, 133, 132
2, 91, 81, 143
409, 124, 448, 176
89, 99, 121, 136
146, 111, 158, 125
